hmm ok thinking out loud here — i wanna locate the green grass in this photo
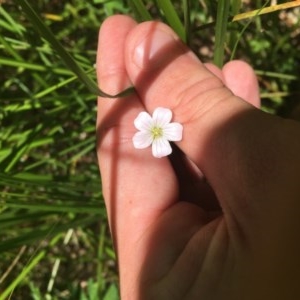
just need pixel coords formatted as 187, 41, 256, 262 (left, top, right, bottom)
1, 0, 300, 299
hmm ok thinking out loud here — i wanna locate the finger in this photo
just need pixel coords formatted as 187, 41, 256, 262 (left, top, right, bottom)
97, 15, 138, 231
96, 15, 180, 278
205, 61, 261, 108
222, 60, 261, 108
97, 15, 177, 232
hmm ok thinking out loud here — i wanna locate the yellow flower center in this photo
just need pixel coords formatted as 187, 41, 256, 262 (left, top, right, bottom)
151, 126, 163, 139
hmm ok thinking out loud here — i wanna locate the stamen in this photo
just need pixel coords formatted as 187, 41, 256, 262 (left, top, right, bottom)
151, 126, 163, 139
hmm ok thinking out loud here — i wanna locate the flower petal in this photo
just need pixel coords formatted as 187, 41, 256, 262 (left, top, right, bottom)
152, 138, 172, 158
163, 122, 183, 141
132, 131, 153, 149
134, 111, 153, 131
152, 107, 172, 127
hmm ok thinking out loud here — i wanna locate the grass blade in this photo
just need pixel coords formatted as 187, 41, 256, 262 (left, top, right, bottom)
14, 0, 133, 98
0, 234, 62, 300
0, 215, 99, 252
0, 57, 73, 75
231, 0, 242, 15
232, 0, 300, 21
156, 0, 186, 42
0, 249, 46, 300
183, 0, 191, 47
129, 0, 152, 22
0, 6, 25, 36
230, 1, 270, 60
213, 0, 230, 67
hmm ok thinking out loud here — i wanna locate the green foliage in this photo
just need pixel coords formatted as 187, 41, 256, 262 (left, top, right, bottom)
1, 0, 300, 298
0, 0, 119, 298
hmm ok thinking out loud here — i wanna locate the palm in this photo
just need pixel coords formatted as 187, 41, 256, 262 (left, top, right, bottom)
139, 206, 229, 299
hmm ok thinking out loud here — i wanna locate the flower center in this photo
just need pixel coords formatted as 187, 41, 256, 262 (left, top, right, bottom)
151, 126, 163, 139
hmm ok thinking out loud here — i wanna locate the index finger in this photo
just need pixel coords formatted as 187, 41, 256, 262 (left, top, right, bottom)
96, 14, 179, 261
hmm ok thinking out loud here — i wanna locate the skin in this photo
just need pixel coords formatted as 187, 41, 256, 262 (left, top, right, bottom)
96, 15, 300, 300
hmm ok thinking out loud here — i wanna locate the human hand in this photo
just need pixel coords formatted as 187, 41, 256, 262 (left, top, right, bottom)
96, 15, 300, 300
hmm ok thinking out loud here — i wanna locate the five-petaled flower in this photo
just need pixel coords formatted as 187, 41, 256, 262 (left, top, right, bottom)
132, 107, 183, 158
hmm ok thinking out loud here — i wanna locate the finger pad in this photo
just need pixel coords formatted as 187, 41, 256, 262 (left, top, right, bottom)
223, 60, 260, 108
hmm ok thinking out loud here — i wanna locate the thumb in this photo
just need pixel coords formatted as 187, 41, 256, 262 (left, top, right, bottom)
124, 21, 257, 176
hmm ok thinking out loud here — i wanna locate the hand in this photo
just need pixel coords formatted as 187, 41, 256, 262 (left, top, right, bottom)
96, 15, 300, 300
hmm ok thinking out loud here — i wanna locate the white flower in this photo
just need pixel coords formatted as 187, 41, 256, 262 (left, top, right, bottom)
132, 107, 183, 158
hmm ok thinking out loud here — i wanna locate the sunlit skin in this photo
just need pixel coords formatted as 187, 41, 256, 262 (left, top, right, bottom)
96, 15, 300, 300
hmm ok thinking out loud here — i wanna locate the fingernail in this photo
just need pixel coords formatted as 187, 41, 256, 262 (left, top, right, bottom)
133, 29, 177, 69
